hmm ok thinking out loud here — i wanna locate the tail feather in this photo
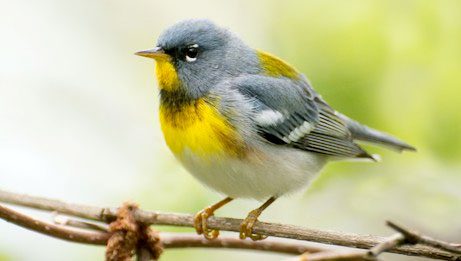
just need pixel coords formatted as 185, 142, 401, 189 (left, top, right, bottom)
338, 113, 416, 152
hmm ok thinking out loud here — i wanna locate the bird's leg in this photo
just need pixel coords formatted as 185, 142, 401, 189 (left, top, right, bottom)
239, 197, 276, 241
194, 197, 233, 240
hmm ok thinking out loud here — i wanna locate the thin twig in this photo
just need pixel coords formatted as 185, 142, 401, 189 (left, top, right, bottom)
291, 251, 367, 261
0, 203, 324, 255
159, 232, 323, 255
387, 221, 461, 255
0, 189, 459, 260
288, 227, 408, 260
0, 189, 109, 221
51, 215, 326, 255
367, 233, 405, 258
0, 204, 110, 244
53, 214, 109, 232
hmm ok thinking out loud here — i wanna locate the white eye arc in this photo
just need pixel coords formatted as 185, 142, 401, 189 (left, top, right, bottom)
186, 55, 197, 62
185, 44, 199, 62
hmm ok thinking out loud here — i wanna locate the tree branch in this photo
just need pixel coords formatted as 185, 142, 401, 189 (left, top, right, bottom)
287, 229, 415, 260
160, 232, 323, 254
53, 214, 109, 232
366, 233, 405, 258
0, 203, 324, 255
292, 251, 367, 261
0, 189, 459, 260
386, 221, 461, 255
0, 204, 109, 244
53, 214, 325, 255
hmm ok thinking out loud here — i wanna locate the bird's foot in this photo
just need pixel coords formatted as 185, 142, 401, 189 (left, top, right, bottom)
239, 209, 267, 241
194, 207, 219, 240
193, 197, 233, 240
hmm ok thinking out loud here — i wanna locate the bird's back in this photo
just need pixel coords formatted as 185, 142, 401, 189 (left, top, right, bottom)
228, 49, 415, 160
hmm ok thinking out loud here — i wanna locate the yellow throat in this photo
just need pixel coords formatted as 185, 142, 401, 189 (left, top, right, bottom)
155, 60, 246, 159
155, 59, 180, 91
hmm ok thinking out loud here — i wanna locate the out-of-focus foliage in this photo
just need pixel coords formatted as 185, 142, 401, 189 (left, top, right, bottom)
0, 0, 459, 260
269, 0, 461, 163
0, 252, 11, 261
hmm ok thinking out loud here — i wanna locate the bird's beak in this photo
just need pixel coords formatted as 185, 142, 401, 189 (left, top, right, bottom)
135, 46, 169, 60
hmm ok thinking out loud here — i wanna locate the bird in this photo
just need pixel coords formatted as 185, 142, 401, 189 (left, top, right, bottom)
135, 19, 415, 241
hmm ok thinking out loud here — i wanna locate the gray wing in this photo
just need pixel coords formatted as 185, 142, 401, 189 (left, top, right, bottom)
233, 75, 373, 159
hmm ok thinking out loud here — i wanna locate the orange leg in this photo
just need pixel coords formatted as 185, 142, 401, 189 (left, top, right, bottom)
239, 197, 276, 241
194, 197, 233, 240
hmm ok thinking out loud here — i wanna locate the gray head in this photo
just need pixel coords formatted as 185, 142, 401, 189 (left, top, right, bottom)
136, 19, 259, 99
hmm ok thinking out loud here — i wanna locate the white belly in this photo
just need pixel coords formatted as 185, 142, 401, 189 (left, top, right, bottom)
178, 144, 327, 200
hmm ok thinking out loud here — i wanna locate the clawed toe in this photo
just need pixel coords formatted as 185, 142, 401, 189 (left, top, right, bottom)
238, 197, 275, 241
193, 210, 204, 234
194, 197, 273, 241
239, 210, 267, 241
193, 197, 233, 240
194, 207, 220, 240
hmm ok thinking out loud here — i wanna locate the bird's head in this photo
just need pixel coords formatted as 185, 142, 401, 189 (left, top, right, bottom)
136, 19, 258, 99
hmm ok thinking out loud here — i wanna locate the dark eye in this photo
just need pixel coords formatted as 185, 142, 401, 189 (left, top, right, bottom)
185, 44, 199, 62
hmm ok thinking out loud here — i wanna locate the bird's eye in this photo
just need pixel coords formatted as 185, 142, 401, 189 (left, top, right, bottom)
185, 44, 199, 62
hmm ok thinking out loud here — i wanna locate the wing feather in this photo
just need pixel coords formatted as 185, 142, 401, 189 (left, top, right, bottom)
233, 75, 373, 159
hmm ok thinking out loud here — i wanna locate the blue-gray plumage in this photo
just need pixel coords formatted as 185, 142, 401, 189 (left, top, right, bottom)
154, 19, 414, 158
157, 19, 260, 99
136, 18, 416, 241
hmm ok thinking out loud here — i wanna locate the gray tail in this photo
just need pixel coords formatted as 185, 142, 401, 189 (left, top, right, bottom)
338, 113, 416, 152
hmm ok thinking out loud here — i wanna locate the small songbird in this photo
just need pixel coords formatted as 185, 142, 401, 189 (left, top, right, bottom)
136, 19, 415, 241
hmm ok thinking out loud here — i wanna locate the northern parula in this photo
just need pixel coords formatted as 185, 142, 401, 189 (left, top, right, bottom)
136, 19, 415, 241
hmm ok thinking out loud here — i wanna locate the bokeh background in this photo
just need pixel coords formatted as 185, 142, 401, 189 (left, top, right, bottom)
1, 0, 460, 260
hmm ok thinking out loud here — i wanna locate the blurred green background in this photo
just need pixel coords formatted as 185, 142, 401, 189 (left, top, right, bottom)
0, 0, 460, 260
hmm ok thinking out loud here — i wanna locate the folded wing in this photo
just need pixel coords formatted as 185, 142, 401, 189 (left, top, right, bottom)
234, 75, 374, 160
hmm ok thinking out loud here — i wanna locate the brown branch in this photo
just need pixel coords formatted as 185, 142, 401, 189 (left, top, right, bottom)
366, 233, 405, 258
387, 221, 461, 255
0, 189, 108, 221
288, 219, 461, 261
287, 230, 407, 260
0, 204, 110, 244
291, 251, 367, 261
53, 214, 109, 232
0, 203, 324, 255
53, 215, 326, 255
0, 189, 459, 260
160, 232, 323, 255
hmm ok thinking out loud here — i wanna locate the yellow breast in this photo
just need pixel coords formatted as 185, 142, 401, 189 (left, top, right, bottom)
159, 98, 246, 159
